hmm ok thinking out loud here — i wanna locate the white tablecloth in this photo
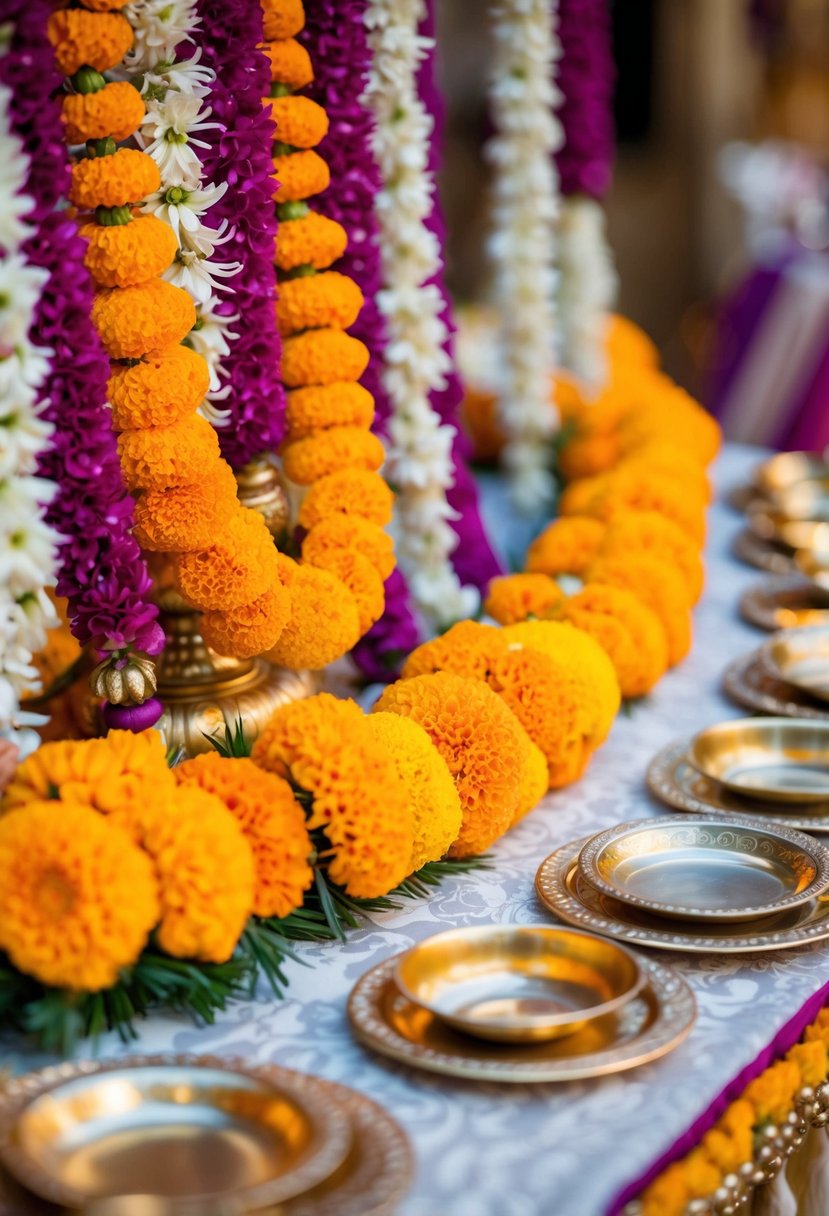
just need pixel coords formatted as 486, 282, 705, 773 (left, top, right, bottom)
6, 443, 829, 1216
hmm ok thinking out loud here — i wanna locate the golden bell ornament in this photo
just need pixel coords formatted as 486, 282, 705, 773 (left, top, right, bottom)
90, 655, 157, 706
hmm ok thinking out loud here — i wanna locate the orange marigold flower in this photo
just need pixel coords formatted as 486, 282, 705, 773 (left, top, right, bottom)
285, 381, 374, 439
174, 508, 276, 612
252, 693, 414, 897
92, 278, 196, 359
307, 548, 384, 634
0, 802, 159, 991
263, 37, 313, 89
282, 426, 384, 485
201, 583, 290, 659
805, 1009, 829, 1047
402, 619, 508, 682
557, 475, 606, 517
683, 1149, 722, 1200
62, 81, 146, 144
617, 438, 712, 503
526, 516, 607, 577
484, 573, 564, 625
558, 433, 620, 481
607, 313, 660, 369
134, 461, 239, 552
298, 469, 394, 529
272, 150, 330, 203
262, 0, 305, 41
618, 388, 721, 466
70, 148, 160, 211
118, 413, 220, 492
745, 1060, 801, 1126
600, 509, 704, 604
48, 9, 133, 75
301, 515, 395, 581
174, 754, 312, 918
563, 583, 668, 697
641, 1164, 690, 1216
787, 1040, 828, 1088
516, 738, 550, 822
566, 466, 708, 546
560, 600, 640, 702
282, 327, 369, 388
277, 271, 363, 337
266, 558, 361, 669
375, 672, 527, 858
78, 0, 129, 9
269, 95, 328, 148
79, 214, 177, 290
275, 212, 347, 272
587, 552, 692, 667
108, 343, 210, 431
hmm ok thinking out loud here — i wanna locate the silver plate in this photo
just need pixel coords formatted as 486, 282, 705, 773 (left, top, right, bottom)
739, 577, 829, 632
722, 651, 829, 722
537, 835, 829, 953
732, 529, 798, 575
747, 510, 829, 554
761, 626, 829, 705
577, 814, 829, 922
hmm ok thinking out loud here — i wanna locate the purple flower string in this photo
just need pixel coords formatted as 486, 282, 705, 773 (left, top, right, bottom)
1, 0, 163, 661
196, 0, 285, 467
555, 0, 615, 199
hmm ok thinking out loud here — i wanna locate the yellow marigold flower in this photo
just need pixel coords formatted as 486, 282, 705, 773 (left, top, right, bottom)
62, 81, 146, 144
269, 95, 328, 148
587, 552, 691, 667
701, 1127, 747, 1175
563, 583, 668, 697
201, 583, 290, 659
302, 515, 395, 581
263, 37, 313, 89
120, 785, 254, 963
557, 474, 606, 517
720, 1098, 755, 1140
618, 388, 721, 466
526, 516, 607, 577
298, 469, 394, 529
134, 461, 239, 552
558, 433, 620, 481
266, 559, 361, 669
375, 672, 526, 858
285, 381, 374, 439
514, 738, 549, 822
617, 438, 712, 503
366, 713, 463, 871
275, 212, 347, 272
402, 619, 508, 682
252, 693, 414, 897
174, 754, 312, 918
282, 327, 369, 389
70, 148, 160, 211
568, 466, 708, 547
92, 278, 196, 359
502, 620, 621, 747
272, 150, 330, 203
787, 1040, 828, 1088
607, 313, 660, 368
684, 1148, 722, 1199
108, 343, 210, 431
118, 413, 220, 492
484, 573, 564, 625
641, 1164, 689, 1216
174, 508, 276, 612
307, 547, 384, 634
805, 1009, 829, 1047
277, 271, 363, 337
600, 509, 704, 604
262, 0, 305, 41
79, 214, 177, 290
561, 606, 639, 701
0, 802, 159, 991
745, 1059, 801, 1125
282, 426, 384, 485
48, 9, 133, 75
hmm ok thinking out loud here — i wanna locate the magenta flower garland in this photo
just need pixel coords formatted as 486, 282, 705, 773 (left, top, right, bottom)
555, 0, 615, 199
195, 0, 285, 468
1, 0, 163, 663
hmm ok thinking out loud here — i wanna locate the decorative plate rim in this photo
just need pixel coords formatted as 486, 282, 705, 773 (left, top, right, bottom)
722, 652, 829, 722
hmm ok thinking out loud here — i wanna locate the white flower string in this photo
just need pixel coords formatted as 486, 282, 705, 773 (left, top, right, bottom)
558, 195, 617, 393
486, 0, 562, 514
0, 82, 60, 752
364, 0, 479, 628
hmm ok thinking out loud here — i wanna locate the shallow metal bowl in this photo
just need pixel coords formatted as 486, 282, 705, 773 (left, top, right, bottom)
747, 510, 829, 555
761, 627, 829, 706
578, 813, 829, 923
773, 479, 829, 521
393, 925, 645, 1044
0, 1057, 351, 1211
691, 715, 829, 801
754, 453, 829, 496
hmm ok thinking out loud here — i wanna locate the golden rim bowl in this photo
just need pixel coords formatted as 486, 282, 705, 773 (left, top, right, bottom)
578, 813, 829, 923
773, 479, 829, 521
747, 510, 829, 555
393, 924, 646, 1044
760, 628, 829, 707
753, 453, 829, 496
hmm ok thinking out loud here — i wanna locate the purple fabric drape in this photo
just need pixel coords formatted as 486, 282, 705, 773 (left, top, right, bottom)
555, 0, 615, 200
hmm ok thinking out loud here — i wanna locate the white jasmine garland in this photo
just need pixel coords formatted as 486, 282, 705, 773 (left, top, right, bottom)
365, 0, 479, 628
486, 0, 562, 514
558, 195, 617, 392
123, 0, 202, 73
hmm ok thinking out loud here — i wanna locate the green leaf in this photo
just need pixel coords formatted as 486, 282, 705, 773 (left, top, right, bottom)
204, 712, 253, 758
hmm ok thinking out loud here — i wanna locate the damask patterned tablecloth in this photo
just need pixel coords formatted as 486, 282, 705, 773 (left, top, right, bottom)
5, 443, 829, 1216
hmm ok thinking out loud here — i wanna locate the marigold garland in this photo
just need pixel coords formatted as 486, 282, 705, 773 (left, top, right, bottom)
526, 516, 608, 577
133, 463, 239, 552
47, 9, 133, 75
587, 551, 692, 668
79, 215, 178, 290
302, 515, 395, 582
264, 38, 313, 90
484, 573, 566, 626
274, 212, 347, 271
174, 509, 276, 612
117, 414, 221, 492
284, 382, 375, 438
281, 426, 384, 484
298, 469, 394, 529
266, 557, 360, 670
276, 272, 363, 336
562, 583, 668, 697
272, 150, 330, 202
69, 147, 161, 209
108, 344, 212, 431
62, 81, 145, 144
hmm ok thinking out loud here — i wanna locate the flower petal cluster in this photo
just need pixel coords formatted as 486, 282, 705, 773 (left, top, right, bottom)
108, 343, 211, 429
92, 278, 196, 358
298, 469, 394, 529
285, 382, 375, 439
62, 82, 146, 143
47, 9, 134, 75
118, 413, 220, 491
484, 573, 565, 626
266, 559, 360, 670
133, 461, 238, 551
281, 426, 385, 485
79, 214, 177, 289
174, 508, 276, 611
525, 515, 607, 576
302, 515, 395, 582
70, 147, 161, 210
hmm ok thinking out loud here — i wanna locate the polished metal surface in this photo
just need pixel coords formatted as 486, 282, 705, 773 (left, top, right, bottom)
394, 925, 644, 1043
690, 715, 829, 802
761, 626, 829, 705
722, 651, 829, 721
732, 529, 798, 575
773, 478, 829, 520
348, 954, 695, 1083
578, 813, 829, 922
753, 452, 829, 496
739, 577, 829, 632
747, 509, 829, 554
0, 1058, 351, 1211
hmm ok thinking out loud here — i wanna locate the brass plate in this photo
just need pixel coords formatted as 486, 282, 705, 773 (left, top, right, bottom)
761, 626, 829, 705
727, 484, 769, 515
0, 1066, 412, 1216
394, 925, 644, 1043
722, 652, 829, 722
739, 577, 829, 632
774, 479, 829, 521
753, 452, 829, 495
348, 953, 695, 1083
0, 1057, 351, 1211
578, 814, 829, 922
732, 529, 797, 575
537, 835, 829, 953
747, 509, 829, 554
691, 715, 829, 803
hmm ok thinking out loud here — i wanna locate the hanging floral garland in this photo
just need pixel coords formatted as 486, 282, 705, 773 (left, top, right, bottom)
486, 0, 562, 514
